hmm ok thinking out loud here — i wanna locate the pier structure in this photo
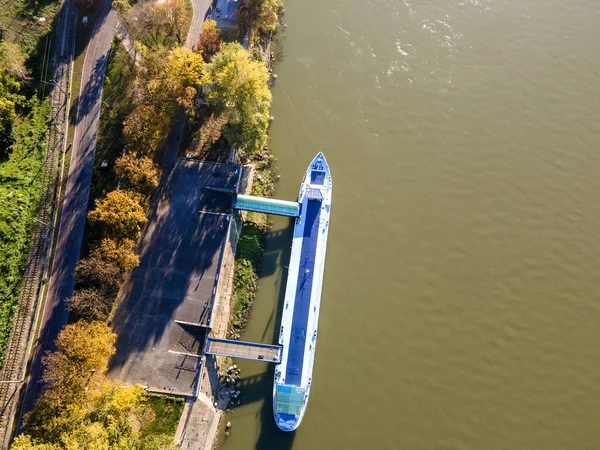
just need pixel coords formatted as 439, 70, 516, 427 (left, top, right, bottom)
204, 186, 301, 217
204, 338, 282, 363
233, 194, 300, 217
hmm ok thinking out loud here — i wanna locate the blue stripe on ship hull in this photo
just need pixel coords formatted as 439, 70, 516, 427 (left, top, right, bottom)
285, 199, 322, 386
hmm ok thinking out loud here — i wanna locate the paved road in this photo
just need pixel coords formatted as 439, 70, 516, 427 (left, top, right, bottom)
19, 0, 118, 421
186, 0, 213, 49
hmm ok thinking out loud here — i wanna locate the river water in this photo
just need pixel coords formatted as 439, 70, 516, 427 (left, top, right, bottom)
220, 0, 600, 448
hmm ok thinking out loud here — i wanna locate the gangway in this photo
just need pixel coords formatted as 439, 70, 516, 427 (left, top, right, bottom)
234, 194, 300, 217
205, 337, 283, 363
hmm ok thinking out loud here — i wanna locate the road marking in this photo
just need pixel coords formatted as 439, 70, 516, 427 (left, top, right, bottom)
198, 211, 230, 217
168, 350, 203, 358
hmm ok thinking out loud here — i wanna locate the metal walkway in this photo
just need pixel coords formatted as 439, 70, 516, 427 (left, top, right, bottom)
234, 194, 300, 217
205, 337, 283, 363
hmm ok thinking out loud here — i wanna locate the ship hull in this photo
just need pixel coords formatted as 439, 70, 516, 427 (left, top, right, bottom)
273, 153, 332, 431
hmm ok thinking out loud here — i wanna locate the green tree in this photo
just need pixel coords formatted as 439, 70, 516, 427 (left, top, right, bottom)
19, 381, 147, 449
238, 0, 283, 41
111, 0, 131, 13
114, 155, 161, 195
203, 43, 272, 154
88, 190, 148, 240
118, 0, 189, 50
190, 112, 227, 155
0, 69, 24, 154
10, 435, 60, 449
0, 42, 29, 80
256, 0, 282, 34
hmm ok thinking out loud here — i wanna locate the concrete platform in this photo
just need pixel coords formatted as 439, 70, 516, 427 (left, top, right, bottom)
109, 159, 239, 394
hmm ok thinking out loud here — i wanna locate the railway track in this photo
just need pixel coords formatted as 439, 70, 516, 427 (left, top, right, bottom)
0, 2, 74, 443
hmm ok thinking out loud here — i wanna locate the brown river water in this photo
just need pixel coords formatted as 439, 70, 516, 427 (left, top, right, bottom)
219, 0, 600, 448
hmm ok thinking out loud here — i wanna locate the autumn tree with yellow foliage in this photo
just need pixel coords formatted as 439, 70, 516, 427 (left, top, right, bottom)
14, 321, 178, 450
88, 190, 148, 240
122, 104, 171, 156
114, 155, 161, 195
33, 322, 115, 413
91, 237, 140, 272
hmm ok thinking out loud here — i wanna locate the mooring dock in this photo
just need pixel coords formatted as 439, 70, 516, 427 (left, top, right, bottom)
204, 337, 283, 363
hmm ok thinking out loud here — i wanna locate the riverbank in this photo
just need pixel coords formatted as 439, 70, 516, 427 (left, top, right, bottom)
206, 32, 283, 450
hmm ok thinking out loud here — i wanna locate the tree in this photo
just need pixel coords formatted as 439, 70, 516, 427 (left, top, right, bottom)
158, 0, 189, 47
114, 155, 161, 195
0, 69, 24, 155
197, 19, 222, 62
0, 42, 29, 80
111, 0, 131, 13
91, 237, 140, 272
11, 435, 60, 449
163, 47, 204, 117
38, 322, 116, 410
203, 43, 272, 154
123, 104, 171, 156
20, 381, 147, 448
257, 0, 282, 34
75, 256, 123, 294
68, 288, 114, 322
237, 0, 282, 41
118, 0, 188, 50
88, 190, 148, 240
0, 97, 17, 155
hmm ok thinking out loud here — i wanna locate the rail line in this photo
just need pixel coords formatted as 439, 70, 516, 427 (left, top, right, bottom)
0, 2, 74, 444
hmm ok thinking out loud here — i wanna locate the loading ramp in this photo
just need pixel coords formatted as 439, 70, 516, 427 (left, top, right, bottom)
234, 194, 300, 217
205, 337, 283, 363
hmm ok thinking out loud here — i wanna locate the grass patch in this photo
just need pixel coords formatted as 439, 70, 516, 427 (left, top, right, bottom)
250, 152, 275, 198
0, 0, 61, 72
228, 219, 268, 339
227, 153, 277, 339
0, 101, 49, 364
139, 394, 184, 448
91, 38, 135, 199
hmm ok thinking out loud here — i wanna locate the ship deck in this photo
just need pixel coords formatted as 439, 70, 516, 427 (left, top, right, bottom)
285, 199, 322, 386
